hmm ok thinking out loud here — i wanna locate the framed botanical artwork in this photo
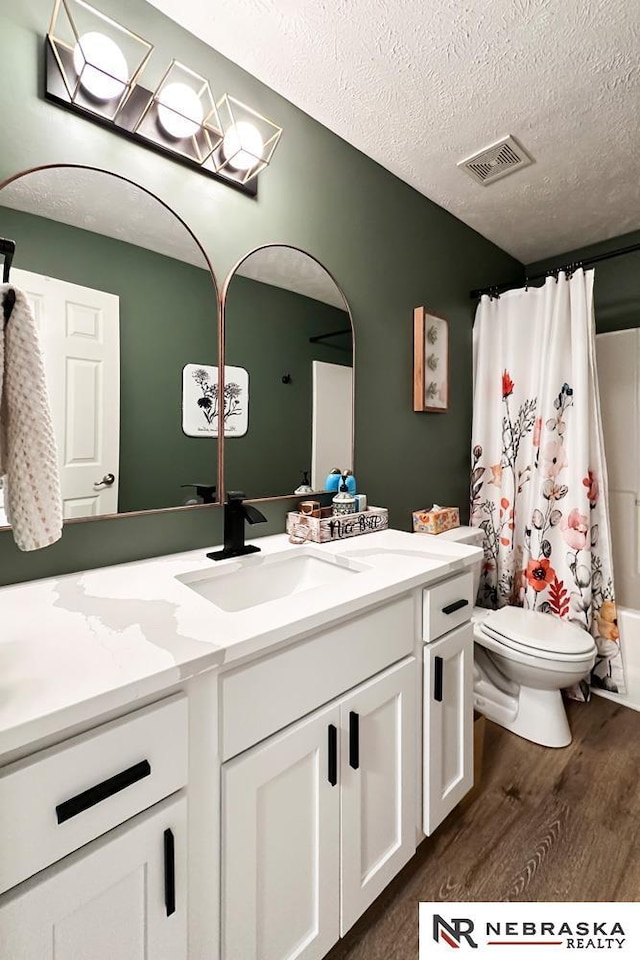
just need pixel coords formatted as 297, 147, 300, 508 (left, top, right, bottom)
413, 307, 448, 412
182, 363, 249, 437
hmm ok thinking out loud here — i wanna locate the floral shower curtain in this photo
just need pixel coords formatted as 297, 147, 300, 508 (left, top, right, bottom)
470, 269, 624, 696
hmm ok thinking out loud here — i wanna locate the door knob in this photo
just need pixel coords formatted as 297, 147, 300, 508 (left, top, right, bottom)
94, 473, 115, 490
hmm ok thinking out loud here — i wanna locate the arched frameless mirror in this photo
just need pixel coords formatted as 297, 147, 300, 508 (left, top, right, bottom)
0, 164, 220, 529
222, 244, 354, 500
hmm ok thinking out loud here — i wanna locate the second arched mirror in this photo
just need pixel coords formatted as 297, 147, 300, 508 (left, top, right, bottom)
222, 245, 354, 500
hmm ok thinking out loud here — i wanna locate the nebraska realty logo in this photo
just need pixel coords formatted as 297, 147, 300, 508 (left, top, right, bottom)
420, 904, 638, 958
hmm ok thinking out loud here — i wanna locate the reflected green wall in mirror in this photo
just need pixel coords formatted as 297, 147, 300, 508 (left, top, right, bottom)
225, 275, 351, 500
0, 170, 218, 516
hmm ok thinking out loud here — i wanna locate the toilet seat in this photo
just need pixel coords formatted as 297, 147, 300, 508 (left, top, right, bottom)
478, 606, 595, 662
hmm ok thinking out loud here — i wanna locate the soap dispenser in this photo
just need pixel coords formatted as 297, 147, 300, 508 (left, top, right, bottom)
324, 467, 342, 493
343, 470, 357, 495
294, 471, 314, 494
332, 474, 356, 516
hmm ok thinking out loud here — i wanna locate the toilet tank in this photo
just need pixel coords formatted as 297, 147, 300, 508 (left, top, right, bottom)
439, 525, 484, 600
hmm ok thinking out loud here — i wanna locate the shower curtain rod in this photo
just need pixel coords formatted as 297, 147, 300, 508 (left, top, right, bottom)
470, 239, 640, 300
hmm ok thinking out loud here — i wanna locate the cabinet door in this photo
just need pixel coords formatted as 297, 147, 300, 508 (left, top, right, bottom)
222, 703, 340, 960
340, 657, 417, 935
0, 794, 187, 960
424, 622, 474, 836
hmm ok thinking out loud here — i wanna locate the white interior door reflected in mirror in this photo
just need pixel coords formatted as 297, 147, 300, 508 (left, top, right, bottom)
12, 268, 120, 520
312, 361, 353, 492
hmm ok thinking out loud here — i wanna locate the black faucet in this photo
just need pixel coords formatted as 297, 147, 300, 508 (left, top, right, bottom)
207, 491, 268, 561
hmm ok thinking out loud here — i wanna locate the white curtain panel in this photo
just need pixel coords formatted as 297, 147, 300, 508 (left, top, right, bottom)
471, 269, 624, 696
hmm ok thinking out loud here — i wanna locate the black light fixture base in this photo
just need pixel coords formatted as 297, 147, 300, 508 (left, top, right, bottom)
44, 42, 258, 199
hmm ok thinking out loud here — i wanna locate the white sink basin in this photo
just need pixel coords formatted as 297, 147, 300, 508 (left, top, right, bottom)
177, 549, 371, 613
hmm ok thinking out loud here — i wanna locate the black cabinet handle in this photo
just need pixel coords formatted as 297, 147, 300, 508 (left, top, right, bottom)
434, 656, 444, 702
164, 828, 176, 916
349, 711, 360, 770
328, 724, 338, 786
56, 759, 151, 824
442, 598, 469, 615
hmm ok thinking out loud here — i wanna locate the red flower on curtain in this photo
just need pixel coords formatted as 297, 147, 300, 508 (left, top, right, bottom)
502, 370, 514, 398
525, 558, 555, 592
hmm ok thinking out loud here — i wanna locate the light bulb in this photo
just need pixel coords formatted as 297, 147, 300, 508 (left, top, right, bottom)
73, 32, 129, 102
157, 83, 204, 139
222, 122, 264, 172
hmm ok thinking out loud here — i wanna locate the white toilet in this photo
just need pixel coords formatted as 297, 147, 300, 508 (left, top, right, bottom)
440, 526, 597, 748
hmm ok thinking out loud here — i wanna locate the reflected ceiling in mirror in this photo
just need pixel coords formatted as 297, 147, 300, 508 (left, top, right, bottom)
223, 244, 354, 501
0, 165, 220, 531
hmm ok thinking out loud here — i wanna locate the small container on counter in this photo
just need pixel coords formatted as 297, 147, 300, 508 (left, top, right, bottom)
332, 477, 357, 516
343, 470, 357, 495
299, 500, 321, 516
324, 468, 342, 493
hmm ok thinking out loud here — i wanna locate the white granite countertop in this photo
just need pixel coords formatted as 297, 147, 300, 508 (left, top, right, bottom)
0, 529, 480, 757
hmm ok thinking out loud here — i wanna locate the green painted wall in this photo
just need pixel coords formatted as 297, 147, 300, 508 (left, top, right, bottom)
528, 228, 640, 334
225, 276, 351, 499
0, 204, 218, 513
0, 0, 521, 585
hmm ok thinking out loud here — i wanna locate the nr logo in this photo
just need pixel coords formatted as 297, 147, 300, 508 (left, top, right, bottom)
433, 914, 478, 948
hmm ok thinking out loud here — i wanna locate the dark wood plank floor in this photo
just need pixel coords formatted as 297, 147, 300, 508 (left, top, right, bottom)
328, 696, 640, 960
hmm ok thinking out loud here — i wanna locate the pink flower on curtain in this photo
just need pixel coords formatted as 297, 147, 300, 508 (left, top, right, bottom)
583, 470, 599, 505
541, 439, 568, 478
533, 418, 542, 447
561, 508, 589, 550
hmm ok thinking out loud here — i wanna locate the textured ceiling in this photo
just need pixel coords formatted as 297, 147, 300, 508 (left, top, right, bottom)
0, 169, 343, 305
146, 0, 640, 262
234, 247, 348, 309
0, 168, 209, 269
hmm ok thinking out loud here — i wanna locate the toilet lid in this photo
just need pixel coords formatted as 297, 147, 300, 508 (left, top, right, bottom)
480, 606, 595, 659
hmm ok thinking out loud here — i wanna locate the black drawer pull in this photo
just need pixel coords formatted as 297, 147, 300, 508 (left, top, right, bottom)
349, 711, 360, 770
56, 759, 151, 824
442, 598, 469, 615
434, 656, 444, 702
164, 828, 176, 916
328, 724, 338, 786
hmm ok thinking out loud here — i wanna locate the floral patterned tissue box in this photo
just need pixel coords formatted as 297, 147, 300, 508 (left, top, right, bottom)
412, 506, 460, 535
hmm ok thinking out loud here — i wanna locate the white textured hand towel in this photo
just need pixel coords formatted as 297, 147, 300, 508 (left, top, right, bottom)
0, 284, 63, 551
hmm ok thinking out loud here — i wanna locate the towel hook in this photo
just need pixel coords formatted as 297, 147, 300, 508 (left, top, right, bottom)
1, 237, 17, 325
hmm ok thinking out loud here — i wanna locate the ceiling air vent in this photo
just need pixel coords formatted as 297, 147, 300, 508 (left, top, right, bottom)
458, 136, 533, 186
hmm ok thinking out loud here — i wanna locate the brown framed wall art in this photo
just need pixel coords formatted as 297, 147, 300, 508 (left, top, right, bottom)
413, 306, 448, 412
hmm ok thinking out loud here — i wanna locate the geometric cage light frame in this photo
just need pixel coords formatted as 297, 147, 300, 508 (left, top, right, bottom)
45, 0, 283, 198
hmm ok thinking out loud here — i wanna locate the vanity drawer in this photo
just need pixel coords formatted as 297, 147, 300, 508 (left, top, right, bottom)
220, 596, 414, 761
0, 694, 187, 895
423, 571, 473, 642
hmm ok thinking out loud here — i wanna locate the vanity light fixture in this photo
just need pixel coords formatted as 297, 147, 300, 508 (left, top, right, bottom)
47, 0, 153, 121
45, 1, 282, 195
213, 96, 283, 184
134, 61, 223, 166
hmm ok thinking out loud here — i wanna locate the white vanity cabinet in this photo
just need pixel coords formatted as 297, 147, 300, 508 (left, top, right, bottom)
222, 700, 341, 960
422, 573, 474, 836
221, 654, 417, 960
0, 794, 187, 960
0, 695, 189, 960
339, 658, 417, 935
